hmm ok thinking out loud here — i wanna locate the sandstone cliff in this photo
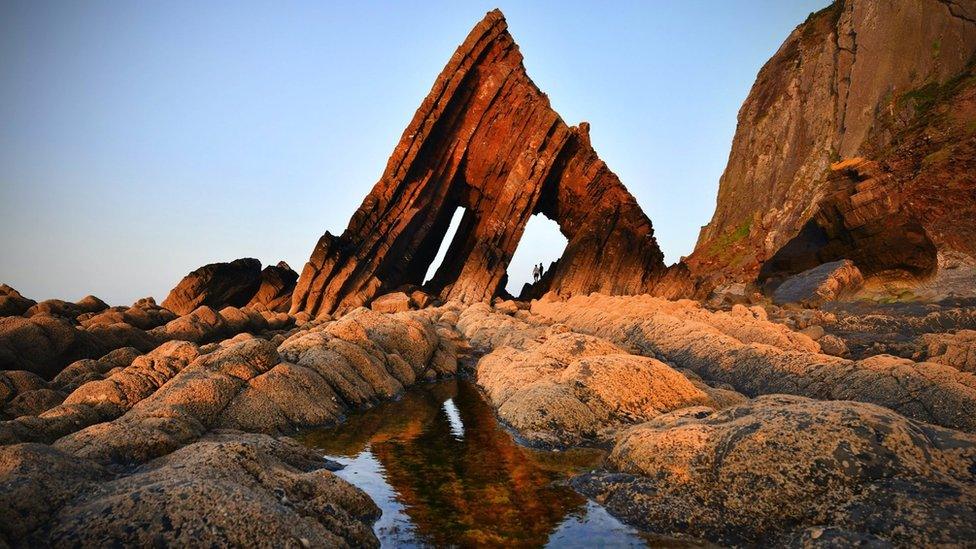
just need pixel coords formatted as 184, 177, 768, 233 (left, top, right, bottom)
688, 0, 976, 293
290, 10, 666, 318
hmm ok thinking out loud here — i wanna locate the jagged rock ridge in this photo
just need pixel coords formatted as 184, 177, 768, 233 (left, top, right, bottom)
291, 9, 666, 317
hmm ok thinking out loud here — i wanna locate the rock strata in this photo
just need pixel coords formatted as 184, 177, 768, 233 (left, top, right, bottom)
687, 0, 976, 296
290, 10, 666, 318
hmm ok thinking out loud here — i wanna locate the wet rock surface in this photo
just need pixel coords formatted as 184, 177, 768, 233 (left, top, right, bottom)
0, 297, 461, 546
1, 433, 380, 547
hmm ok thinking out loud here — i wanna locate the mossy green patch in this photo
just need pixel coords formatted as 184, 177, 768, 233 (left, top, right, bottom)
704, 218, 753, 263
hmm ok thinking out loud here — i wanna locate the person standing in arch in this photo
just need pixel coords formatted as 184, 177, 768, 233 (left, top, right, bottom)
532, 264, 540, 283
538, 262, 545, 280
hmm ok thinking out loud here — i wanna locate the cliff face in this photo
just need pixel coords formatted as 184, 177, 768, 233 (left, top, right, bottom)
688, 0, 976, 290
291, 10, 666, 317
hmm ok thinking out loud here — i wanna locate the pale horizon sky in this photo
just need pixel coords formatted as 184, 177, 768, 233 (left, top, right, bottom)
0, 0, 830, 305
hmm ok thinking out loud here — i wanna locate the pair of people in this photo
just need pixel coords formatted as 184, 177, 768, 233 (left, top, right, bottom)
532, 262, 545, 283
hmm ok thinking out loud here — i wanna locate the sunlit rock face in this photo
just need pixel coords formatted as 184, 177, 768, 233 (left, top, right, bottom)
687, 0, 976, 295
290, 10, 667, 318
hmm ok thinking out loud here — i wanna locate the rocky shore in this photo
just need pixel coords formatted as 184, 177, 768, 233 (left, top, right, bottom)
4, 268, 976, 546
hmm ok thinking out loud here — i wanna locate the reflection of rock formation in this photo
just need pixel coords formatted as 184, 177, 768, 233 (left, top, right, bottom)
291, 10, 665, 317
371, 381, 585, 546
301, 380, 597, 546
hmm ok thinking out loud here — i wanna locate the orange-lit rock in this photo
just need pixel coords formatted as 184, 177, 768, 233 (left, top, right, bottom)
291, 10, 666, 318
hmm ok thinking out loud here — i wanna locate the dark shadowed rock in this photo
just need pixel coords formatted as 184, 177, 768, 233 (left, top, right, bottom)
162, 258, 263, 315
772, 259, 864, 306
0, 285, 35, 317
246, 261, 298, 313
0, 315, 114, 379
0, 434, 380, 547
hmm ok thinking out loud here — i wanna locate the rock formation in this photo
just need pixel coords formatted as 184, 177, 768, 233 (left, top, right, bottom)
687, 0, 976, 295
246, 261, 299, 312
532, 293, 976, 432
162, 258, 264, 315
290, 10, 666, 318
575, 395, 976, 546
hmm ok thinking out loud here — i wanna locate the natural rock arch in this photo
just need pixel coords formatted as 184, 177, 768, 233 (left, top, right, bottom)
291, 10, 666, 317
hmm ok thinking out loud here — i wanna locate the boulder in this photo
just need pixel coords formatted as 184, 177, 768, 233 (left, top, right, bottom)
162, 258, 263, 315
575, 395, 976, 546
923, 330, 976, 373
152, 306, 228, 343
0, 284, 35, 317
246, 261, 298, 313
772, 260, 864, 306
476, 331, 738, 446
817, 334, 849, 357
370, 292, 413, 314
0, 315, 99, 379
0, 434, 380, 547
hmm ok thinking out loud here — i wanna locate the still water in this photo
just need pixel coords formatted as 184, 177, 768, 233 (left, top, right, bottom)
298, 379, 692, 548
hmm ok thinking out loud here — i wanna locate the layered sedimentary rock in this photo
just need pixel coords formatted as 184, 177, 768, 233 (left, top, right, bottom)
688, 0, 976, 292
291, 10, 665, 318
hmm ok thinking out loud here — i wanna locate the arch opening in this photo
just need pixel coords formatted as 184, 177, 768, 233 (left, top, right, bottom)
421, 206, 467, 293
504, 214, 568, 299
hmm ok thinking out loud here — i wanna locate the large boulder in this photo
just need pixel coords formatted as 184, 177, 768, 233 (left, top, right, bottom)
0, 316, 101, 379
575, 395, 976, 546
369, 292, 413, 314
162, 258, 263, 315
923, 329, 976, 373
476, 331, 737, 446
0, 434, 380, 547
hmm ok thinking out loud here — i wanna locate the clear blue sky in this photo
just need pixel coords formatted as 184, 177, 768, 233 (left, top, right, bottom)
0, 0, 829, 304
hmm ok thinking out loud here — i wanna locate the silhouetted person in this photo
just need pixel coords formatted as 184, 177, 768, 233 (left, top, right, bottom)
538, 263, 545, 279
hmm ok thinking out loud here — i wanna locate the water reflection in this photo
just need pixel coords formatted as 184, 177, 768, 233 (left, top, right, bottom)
298, 380, 652, 547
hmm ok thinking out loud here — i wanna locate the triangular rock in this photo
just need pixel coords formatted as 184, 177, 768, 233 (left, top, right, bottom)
291, 9, 666, 316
